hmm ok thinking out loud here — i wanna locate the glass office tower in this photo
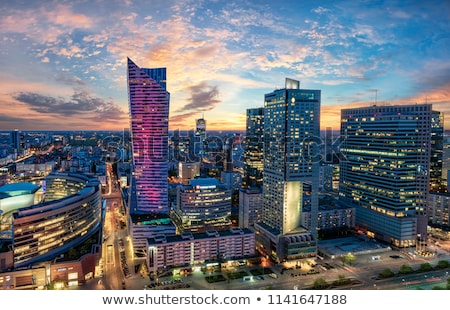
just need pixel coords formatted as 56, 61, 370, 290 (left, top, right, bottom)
243, 107, 264, 189
127, 57, 169, 214
255, 78, 320, 262
430, 110, 444, 191
339, 104, 432, 247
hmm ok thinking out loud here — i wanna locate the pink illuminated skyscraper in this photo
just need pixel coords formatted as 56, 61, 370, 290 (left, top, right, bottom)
127, 57, 169, 214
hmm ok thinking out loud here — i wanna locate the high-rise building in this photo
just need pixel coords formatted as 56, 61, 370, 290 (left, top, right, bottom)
319, 164, 334, 192
239, 187, 263, 229
127, 58, 169, 214
339, 104, 432, 248
10, 129, 24, 154
243, 107, 264, 189
194, 116, 206, 158
223, 136, 234, 172
254, 78, 320, 262
428, 191, 450, 229
195, 116, 206, 139
443, 136, 450, 182
430, 110, 444, 191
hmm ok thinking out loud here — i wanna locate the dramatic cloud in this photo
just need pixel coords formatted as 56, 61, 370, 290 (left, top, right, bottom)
176, 81, 221, 113
0, 1, 449, 130
13, 91, 126, 121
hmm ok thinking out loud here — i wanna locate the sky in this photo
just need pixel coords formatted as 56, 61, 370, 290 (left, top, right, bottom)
0, 0, 449, 132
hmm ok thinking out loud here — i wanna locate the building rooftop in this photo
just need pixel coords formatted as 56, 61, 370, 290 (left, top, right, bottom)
147, 228, 254, 245
189, 178, 220, 188
0, 182, 40, 197
130, 213, 172, 225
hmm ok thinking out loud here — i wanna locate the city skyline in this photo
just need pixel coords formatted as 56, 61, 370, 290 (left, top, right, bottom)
0, 0, 449, 132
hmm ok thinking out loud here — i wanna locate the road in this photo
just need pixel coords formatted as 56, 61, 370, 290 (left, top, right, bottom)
98, 163, 130, 290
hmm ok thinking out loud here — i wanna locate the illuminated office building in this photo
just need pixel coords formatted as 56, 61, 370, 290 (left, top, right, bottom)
339, 104, 432, 247
239, 187, 262, 229
430, 110, 444, 190
127, 58, 169, 214
428, 192, 450, 229
11, 173, 102, 268
178, 161, 201, 184
243, 107, 264, 189
191, 116, 206, 160
10, 129, 24, 154
195, 117, 206, 140
172, 178, 232, 233
254, 78, 320, 262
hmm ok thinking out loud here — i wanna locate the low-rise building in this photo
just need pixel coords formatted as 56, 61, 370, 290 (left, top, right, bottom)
146, 228, 255, 272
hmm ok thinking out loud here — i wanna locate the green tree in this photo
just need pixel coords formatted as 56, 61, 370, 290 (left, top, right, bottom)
312, 278, 329, 289
379, 268, 394, 278
398, 264, 414, 275
340, 253, 356, 266
436, 260, 449, 269
333, 275, 351, 286
419, 262, 433, 272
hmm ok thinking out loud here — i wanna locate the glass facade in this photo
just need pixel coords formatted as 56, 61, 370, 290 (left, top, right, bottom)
255, 79, 320, 262
12, 173, 102, 267
127, 58, 169, 214
262, 82, 320, 235
339, 104, 432, 247
173, 178, 232, 233
430, 110, 444, 190
243, 107, 264, 189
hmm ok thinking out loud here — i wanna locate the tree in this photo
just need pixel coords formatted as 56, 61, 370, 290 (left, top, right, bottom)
312, 278, 329, 289
333, 275, 351, 286
436, 260, 449, 269
379, 268, 394, 278
419, 262, 433, 272
340, 253, 356, 266
398, 264, 414, 275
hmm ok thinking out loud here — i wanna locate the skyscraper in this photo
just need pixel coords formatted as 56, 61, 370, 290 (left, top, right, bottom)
339, 104, 432, 248
430, 110, 444, 191
254, 78, 320, 262
194, 116, 206, 159
243, 107, 264, 189
127, 57, 169, 214
10, 129, 23, 154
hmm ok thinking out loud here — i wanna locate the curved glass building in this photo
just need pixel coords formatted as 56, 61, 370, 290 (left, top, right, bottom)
12, 173, 102, 267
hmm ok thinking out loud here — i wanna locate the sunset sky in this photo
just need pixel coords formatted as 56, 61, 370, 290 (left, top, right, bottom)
0, 0, 449, 132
